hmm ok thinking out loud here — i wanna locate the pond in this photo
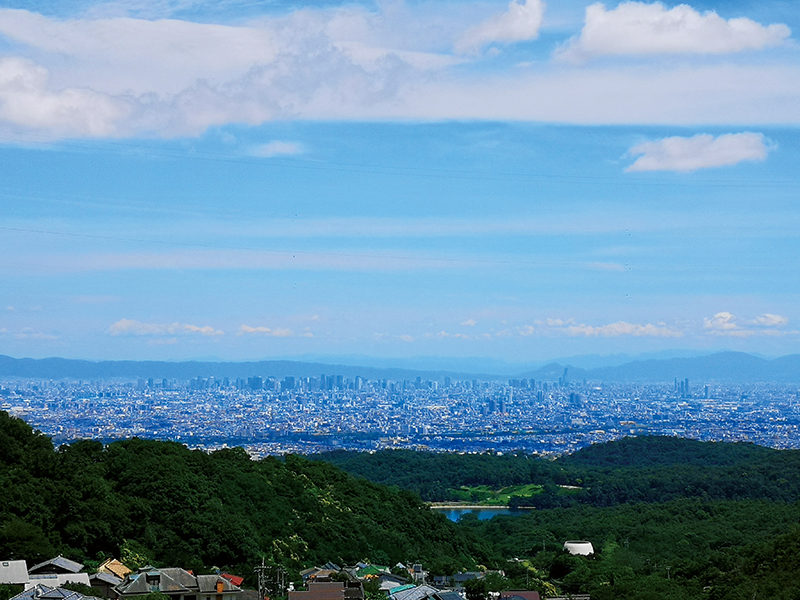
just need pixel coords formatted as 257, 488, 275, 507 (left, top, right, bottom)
430, 506, 532, 521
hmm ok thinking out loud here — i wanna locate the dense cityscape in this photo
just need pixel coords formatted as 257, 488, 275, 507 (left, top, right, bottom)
3, 370, 799, 456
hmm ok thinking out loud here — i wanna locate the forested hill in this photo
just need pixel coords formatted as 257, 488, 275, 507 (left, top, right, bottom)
317, 436, 800, 507
313, 449, 557, 500
0, 411, 495, 579
559, 434, 776, 468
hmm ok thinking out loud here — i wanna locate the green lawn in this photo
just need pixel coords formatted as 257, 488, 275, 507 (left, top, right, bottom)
453, 483, 543, 505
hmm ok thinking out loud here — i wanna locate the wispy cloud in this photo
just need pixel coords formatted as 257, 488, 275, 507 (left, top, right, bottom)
253, 141, 304, 158
148, 337, 178, 346
21, 246, 643, 274
14, 328, 58, 340
626, 133, 771, 173
71, 295, 120, 305
455, 0, 545, 54
461, 318, 477, 326
432, 330, 473, 339
238, 325, 295, 337
566, 321, 682, 337
108, 318, 224, 336
752, 313, 789, 327
558, 2, 790, 62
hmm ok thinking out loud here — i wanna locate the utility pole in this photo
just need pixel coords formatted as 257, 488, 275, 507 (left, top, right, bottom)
255, 559, 269, 600
255, 559, 288, 600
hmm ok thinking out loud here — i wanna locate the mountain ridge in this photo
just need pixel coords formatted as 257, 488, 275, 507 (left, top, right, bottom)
2, 351, 800, 382
522, 351, 800, 383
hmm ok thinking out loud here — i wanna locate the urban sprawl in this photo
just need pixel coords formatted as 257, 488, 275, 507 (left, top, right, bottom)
2, 370, 799, 456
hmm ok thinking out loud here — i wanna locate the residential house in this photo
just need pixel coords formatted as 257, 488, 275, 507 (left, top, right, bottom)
288, 581, 364, 600
11, 585, 91, 600
27, 557, 89, 590
299, 569, 338, 584
89, 572, 123, 598
114, 566, 242, 600
374, 574, 407, 592
388, 584, 442, 600
98, 560, 132, 581
218, 575, 243, 589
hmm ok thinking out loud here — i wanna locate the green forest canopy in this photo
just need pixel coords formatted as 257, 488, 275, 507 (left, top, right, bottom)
4, 412, 800, 599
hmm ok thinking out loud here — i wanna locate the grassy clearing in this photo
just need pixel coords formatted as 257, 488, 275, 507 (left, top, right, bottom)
453, 483, 544, 505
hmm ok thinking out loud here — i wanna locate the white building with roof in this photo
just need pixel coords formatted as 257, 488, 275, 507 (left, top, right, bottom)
0, 560, 29, 586
563, 541, 594, 556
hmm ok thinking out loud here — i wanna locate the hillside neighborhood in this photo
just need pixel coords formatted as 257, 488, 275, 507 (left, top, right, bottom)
0, 555, 590, 600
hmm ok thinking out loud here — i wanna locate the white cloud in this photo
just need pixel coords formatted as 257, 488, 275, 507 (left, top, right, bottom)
253, 140, 304, 158
108, 318, 223, 336
0, 6, 459, 137
0, 9, 279, 95
0, 57, 126, 137
0, 5, 796, 137
566, 320, 682, 337
626, 133, 770, 173
559, 2, 791, 62
519, 325, 535, 336
399, 334, 414, 342
703, 311, 795, 337
238, 324, 295, 337
752, 313, 789, 327
435, 330, 472, 339
702, 311, 753, 336
399, 63, 800, 125
704, 311, 738, 331
455, 0, 545, 54
461, 318, 477, 326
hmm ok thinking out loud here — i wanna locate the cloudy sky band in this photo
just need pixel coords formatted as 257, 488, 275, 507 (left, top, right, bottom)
0, 0, 798, 361
0, 1, 796, 138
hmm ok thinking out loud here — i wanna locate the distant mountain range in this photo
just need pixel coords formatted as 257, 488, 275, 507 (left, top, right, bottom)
522, 351, 800, 383
0, 354, 496, 382
1, 351, 799, 383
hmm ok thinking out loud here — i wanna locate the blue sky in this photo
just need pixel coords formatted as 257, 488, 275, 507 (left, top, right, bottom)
0, 0, 798, 364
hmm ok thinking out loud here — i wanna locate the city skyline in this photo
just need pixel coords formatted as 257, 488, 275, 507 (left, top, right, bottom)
0, 0, 799, 362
